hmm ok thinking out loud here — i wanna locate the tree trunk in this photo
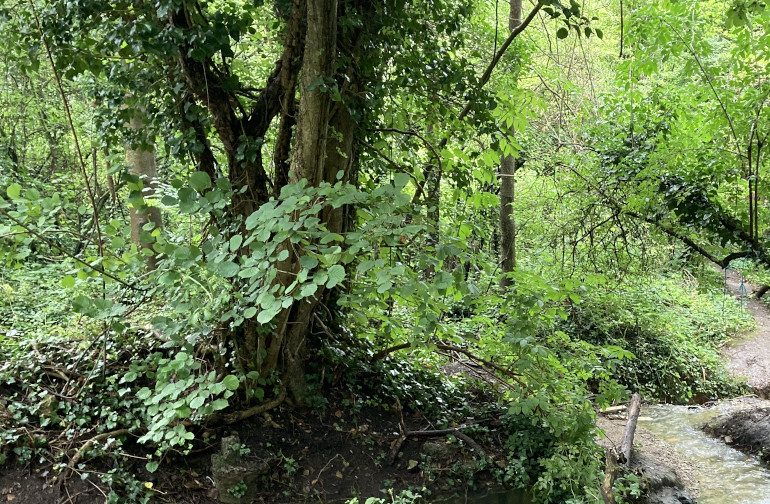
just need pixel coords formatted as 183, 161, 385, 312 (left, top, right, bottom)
499, 0, 522, 289
270, 0, 340, 402
125, 109, 162, 270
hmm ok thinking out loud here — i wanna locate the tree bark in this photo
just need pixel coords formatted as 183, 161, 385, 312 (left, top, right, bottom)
270, 0, 339, 402
125, 109, 162, 270
620, 392, 642, 464
499, 0, 522, 289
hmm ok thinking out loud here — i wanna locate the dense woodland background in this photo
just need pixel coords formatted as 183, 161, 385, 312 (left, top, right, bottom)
1, 0, 770, 502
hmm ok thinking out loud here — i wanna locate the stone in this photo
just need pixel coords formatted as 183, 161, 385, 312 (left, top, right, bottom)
211, 435, 269, 504
630, 454, 697, 504
420, 440, 458, 462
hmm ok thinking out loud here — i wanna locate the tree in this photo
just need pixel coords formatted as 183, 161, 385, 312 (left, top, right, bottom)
125, 107, 162, 270
592, 1, 770, 277
500, 0, 522, 288
1, 0, 601, 411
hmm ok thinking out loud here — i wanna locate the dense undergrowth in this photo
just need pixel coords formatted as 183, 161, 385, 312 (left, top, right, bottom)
567, 268, 752, 403
0, 257, 752, 503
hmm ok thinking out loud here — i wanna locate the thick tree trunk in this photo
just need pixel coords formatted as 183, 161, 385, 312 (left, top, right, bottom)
126, 110, 162, 270
499, 0, 522, 289
270, 0, 339, 402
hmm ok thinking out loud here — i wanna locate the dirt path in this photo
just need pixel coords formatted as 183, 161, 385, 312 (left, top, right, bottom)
721, 268, 770, 395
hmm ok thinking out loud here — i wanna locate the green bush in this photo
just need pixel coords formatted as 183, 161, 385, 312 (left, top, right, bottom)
567, 273, 750, 402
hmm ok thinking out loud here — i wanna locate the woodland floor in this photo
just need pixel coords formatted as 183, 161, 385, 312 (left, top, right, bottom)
6, 269, 770, 504
0, 378, 512, 504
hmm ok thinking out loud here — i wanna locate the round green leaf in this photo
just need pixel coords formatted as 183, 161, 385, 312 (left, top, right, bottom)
229, 235, 243, 252
189, 171, 212, 191
556, 27, 569, 39
222, 375, 240, 391
218, 261, 239, 278
326, 264, 345, 289
6, 184, 21, 200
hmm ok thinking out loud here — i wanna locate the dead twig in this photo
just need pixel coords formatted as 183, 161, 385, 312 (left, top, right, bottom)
67, 429, 131, 470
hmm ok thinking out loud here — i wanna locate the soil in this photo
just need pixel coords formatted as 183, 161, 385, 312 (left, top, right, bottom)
722, 268, 770, 396
0, 381, 512, 504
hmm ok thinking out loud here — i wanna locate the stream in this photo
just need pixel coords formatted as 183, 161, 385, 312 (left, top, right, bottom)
639, 401, 770, 503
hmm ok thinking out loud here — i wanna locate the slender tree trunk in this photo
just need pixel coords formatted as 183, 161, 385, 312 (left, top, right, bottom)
425, 123, 440, 277
499, 0, 522, 289
125, 109, 162, 270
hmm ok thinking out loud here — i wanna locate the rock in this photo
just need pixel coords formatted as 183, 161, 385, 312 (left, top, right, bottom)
211, 435, 269, 504
420, 440, 458, 461
631, 454, 697, 504
647, 487, 697, 504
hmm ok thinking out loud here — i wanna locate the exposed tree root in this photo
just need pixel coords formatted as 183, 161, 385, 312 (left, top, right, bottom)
206, 388, 287, 425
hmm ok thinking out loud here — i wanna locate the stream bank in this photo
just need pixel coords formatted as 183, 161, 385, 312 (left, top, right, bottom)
591, 267, 770, 504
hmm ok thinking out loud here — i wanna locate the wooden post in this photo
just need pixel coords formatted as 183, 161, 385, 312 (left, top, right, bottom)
600, 449, 619, 504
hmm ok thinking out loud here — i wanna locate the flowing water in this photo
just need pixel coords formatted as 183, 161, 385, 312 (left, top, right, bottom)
638, 402, 770, 503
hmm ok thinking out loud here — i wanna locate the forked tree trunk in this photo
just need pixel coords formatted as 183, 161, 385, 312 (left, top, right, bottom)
267, 0, 359, 402
499, 0, 522, 289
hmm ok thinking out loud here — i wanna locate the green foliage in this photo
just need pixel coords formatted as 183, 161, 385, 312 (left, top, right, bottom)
227, 480, 249, 499
569, 272, 750, 402
347, 488, 425, 504
0, 0, 764, 501
613, 472, 643, 504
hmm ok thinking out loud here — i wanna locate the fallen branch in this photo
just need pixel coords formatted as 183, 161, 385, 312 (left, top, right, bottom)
620, 392, 642, 465
207, 388, 287, 426
402, 426, 485, 457
67, 429, 131, 470
371, 342, 526, 388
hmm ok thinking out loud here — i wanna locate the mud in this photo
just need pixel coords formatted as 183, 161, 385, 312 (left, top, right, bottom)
703, 407, 770, 463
